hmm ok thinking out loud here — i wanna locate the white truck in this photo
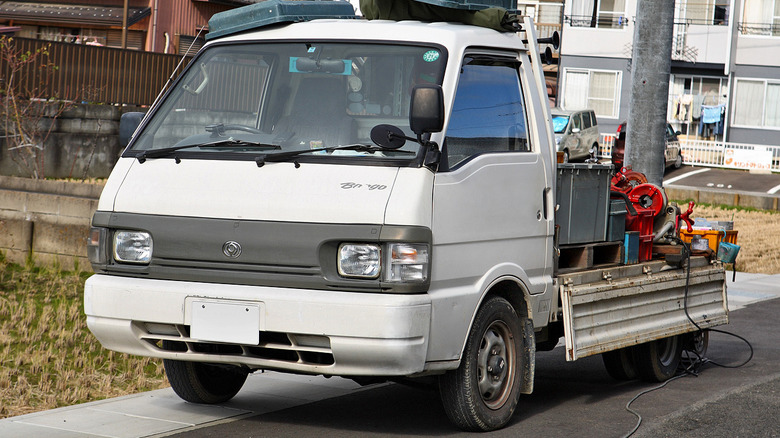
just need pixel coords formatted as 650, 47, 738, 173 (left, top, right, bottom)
84, 1, 728, 431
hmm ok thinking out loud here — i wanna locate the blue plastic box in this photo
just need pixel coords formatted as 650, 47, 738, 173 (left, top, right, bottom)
208, 1, 357, 41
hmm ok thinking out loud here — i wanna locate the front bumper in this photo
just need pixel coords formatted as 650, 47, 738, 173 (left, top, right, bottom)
84, 274, 432, 376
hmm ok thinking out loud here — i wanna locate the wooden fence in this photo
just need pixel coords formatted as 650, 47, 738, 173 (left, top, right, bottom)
1, 37, 191, 106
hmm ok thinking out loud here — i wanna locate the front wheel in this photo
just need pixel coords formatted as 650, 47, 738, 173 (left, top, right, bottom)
439, 297, 525, 431
164, 356, 248, 404
562, 150, 570, 163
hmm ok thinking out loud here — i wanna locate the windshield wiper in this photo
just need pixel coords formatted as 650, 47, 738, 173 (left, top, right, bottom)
255, 144, 416, 167
136, 139, 281, 163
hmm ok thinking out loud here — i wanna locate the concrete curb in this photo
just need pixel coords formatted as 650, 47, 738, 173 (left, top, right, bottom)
666, 184, 780, 211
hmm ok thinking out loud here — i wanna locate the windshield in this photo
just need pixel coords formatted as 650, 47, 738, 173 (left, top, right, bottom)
129, 42, 446, 161
552, 115, 569, 134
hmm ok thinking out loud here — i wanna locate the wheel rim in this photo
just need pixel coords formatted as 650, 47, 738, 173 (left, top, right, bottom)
477, 320, 515, 410
657, 337, 678, 368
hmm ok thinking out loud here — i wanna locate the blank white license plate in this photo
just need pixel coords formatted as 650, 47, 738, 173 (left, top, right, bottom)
190, 300, 261, 345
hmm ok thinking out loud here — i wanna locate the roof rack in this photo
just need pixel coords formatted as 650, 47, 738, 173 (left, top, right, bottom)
207, 0, 357, 41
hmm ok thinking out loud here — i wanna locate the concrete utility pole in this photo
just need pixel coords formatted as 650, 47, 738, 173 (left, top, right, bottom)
624, 0, 675, 187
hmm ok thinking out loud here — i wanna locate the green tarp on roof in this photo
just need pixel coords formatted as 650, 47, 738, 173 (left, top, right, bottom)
359, 0, 521, 32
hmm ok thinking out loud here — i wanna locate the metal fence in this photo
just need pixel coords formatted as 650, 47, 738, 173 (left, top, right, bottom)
598, 134, 780, 173
1, 37, 190, 106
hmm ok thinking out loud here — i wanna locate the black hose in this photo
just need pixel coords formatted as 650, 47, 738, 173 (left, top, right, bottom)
610, 190, 638, 216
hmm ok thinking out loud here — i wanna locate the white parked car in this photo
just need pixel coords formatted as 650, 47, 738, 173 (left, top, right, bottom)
551, 108, 600, 162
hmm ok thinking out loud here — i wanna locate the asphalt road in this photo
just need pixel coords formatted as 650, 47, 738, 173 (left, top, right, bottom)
165, 296, 779, 438
664, 166, 780, 196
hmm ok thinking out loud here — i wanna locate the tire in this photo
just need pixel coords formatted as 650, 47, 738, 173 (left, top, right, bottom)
673, 154, 683, 169
163, 355, 248, 404
602, 347, 638, 381
590, 143, 599, 158
439, 297, 524, 431
562, 150, 570, 163
684, 330, 709, 357
633, 335, 683, 382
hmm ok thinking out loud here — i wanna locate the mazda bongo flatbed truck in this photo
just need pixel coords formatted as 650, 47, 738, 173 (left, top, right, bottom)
84, 1, 728, 431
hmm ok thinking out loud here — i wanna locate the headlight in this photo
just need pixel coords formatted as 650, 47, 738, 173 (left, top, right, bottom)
386, 243, 429, 283
555, 136, 562, 145
338, 243, 380, 278
113, 231, 153, 264
87, 227, 108, 264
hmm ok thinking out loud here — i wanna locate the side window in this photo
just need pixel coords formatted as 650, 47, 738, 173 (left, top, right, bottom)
582, 111, 592, 129
590, 111, 598, 127
572, 113, 582, 130
445, 57, 529, 169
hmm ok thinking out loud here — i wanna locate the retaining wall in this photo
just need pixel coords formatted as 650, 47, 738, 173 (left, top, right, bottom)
0, 103, 142, 179
0, 175, 103, 270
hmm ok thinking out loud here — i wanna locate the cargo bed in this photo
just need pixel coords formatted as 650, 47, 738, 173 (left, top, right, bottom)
559, 257, 728, 361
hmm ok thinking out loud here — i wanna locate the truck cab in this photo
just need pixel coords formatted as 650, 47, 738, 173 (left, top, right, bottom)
86, 4, 556, 431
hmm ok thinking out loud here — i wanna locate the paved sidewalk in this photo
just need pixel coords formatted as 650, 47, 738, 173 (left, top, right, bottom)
1, 272, 778, 438
0, 372, 372, 438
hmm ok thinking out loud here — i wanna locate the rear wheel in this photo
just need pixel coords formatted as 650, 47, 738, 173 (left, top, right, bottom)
439, 297, 525, 431
673, 154, 683, 169
163, 344, 248, 404
602, 347, 638, 381
633, 336, 683, 382
684, 330, 709, 357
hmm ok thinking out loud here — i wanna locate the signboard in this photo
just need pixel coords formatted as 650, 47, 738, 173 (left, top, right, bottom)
723, 147, 773, 171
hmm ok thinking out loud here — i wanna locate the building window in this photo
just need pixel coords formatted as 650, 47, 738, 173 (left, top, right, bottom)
678, 0, 730, 26
669, 75, 728, 139
733, 79, 780, 128
741, 0, 780, 36
562, 69, 621, 118
569, 0, 628, 29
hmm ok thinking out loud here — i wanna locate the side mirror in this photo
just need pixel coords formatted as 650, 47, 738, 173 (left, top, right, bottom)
370, 124, 407, 149
119, 112, 145, 148
572, 127, 581, 134
410, 84, 444, 136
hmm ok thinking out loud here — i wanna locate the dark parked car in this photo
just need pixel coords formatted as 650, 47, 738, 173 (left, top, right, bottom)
611, 122, 683, 170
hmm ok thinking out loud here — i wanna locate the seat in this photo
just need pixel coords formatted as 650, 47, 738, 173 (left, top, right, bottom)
274, 77, 355, 148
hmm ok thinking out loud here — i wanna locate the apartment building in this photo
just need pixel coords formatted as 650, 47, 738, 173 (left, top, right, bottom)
558, 0, 779, 148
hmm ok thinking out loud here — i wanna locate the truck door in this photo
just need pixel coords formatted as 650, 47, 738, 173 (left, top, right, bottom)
432, 54, 553, 300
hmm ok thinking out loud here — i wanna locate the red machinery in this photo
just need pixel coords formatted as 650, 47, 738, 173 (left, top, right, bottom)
610, 167, 691, 261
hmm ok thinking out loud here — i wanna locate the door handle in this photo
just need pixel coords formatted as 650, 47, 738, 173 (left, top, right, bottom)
542, 187, 552, 220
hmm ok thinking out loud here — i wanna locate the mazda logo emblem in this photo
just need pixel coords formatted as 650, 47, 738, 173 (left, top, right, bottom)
222, 241, 242, 258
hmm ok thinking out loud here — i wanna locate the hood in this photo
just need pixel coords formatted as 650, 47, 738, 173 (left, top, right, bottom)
106, 158, 401, 224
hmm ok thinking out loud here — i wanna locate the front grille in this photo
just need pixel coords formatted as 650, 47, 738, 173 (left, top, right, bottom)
138, 322, 335, 366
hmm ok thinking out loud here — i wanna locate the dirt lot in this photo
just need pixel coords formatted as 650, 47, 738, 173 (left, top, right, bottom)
689, 204, 780, 274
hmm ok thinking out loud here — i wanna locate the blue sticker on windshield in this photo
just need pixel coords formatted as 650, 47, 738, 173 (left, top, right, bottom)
308, 47, 316, 53
423, 50, 440, 62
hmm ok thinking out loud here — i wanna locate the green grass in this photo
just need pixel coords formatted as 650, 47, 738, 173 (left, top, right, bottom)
0, 257, 168, 419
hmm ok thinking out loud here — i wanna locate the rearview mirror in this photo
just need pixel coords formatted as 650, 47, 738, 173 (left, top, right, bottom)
410, 84, 444, 136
